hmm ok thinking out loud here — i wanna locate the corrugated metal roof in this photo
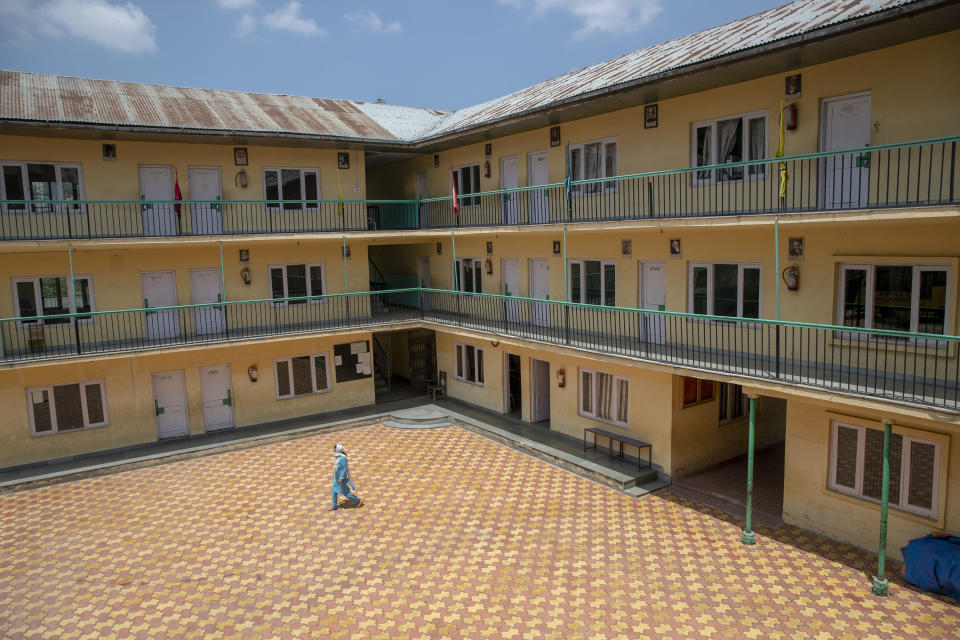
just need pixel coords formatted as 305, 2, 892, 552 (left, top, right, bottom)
0, 0, 931, 143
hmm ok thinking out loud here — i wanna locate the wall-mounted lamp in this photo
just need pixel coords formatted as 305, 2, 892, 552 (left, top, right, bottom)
241, 267, 251, 285
247, 365, 259, 382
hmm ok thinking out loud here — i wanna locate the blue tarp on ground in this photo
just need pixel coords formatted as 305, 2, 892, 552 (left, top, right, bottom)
901, 534, 960, 601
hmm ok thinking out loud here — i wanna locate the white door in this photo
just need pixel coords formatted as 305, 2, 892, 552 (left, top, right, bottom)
200, 365, 234, 432
530, 358, 550, 423
142, 271, 180, 340
153, 370, 188, 439
417, 172, 429, 228
528, 152, 549, 223
139, 166, 176, 236
530, 259, 550, 327
639, 261, 666, 344
189, 167, 222, 235
501, 156, 519, 224
502, 257, 521, 323
820, 93, 871, 209
190, 268, 225, 335
418, 255, 432, 311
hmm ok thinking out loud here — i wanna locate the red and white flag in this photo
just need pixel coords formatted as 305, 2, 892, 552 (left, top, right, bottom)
450, 165, 459, 216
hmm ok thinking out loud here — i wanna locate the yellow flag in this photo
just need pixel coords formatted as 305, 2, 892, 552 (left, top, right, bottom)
336, 166, 344, 217
777, 100, 788, 200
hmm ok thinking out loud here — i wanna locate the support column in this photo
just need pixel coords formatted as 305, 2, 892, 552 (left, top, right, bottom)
741, 393, 758, 545
872, 418, 893, 596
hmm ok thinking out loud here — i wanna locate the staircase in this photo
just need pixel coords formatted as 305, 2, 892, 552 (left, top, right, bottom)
369, 258, 388, 316
372, 335, 390, 395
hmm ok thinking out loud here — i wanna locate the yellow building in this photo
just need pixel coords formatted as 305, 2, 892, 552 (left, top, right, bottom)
2, 0, 959, 585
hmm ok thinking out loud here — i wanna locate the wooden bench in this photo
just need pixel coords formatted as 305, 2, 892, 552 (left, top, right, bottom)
584, 427, 652, 471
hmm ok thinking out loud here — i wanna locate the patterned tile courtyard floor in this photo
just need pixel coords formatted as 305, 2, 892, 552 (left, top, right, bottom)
1, 424, 957, 639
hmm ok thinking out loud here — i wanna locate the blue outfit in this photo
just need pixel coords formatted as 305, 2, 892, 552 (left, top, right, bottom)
332, 454, 360, 509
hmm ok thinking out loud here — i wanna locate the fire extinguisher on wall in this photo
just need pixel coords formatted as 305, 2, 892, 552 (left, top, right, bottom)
782, 265, 800, 291
556, 368, 566, 387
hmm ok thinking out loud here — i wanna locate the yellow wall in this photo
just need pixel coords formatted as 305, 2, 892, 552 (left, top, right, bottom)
782, 399, 958, 562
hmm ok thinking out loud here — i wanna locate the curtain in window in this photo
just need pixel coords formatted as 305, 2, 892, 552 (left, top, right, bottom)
716, 118, 743, 181
604, 143, 617, 190
615, 378, 628, 424
581, 371, 593, 414
596, 372, 612, 420
570, 148, 582, 193
695, 126, 712, 180
584, 142, 602, 194
747, 117, 766, 176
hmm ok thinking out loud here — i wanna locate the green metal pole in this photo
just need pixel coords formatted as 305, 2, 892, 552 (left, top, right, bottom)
67, 243, 76, 302
342, 236, 348, 293
67, 243, 81, 355
741, 394, 758, 545
563, 226, 568, 301
775, 218, 781, 321
872, 419, 893, 596
451, 231, 457, 287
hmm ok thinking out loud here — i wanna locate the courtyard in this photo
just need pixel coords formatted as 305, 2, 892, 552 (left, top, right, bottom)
1, 423, 957, 639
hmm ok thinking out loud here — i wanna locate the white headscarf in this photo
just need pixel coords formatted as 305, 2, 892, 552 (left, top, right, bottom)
334, 443, 346, 471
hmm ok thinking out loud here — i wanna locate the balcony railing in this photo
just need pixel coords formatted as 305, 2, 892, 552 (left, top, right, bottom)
3, 288, 957, 412
1, 136, 957, 240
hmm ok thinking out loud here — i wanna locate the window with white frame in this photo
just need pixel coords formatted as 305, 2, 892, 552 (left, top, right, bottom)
570, 139, 618, 194
270, 264, 325, 304
690, 263, 761, 319
692, 112, 767, 182
27, 380, 108, 435
454, 343, 484, 384
569, 260, 616, 306
717, 382, 746, 423
275, 354, 330, 398
838, 264, 949, 335
829, 420, 941, 519
1, 162, 85, 212
452, 164, 481, 207
579, 368, 629, 426
13, 275, 94, 325
263, 168, 319, 210
454, 258, 482, 293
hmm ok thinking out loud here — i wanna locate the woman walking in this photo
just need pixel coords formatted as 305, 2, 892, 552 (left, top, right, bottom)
331, 443, 363, 510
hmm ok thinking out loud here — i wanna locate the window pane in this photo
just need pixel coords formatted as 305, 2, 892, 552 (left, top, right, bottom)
693, 267, 708, 315
747, 118, 766, 176
291, 355, 312, 396
713, 264, 738, 317
603, 263, 616, 307
596, 372, 612, 420
716, 118, 743, 181
616, 378, 629, 423
571, 148, 582, 191
74, 278, 92, 320
31, 389, 52, 432
456, 345, 464, 379
585, 260, 601, 306
742, 268, 760, 318
40, 277, 70, 324
470, 166, 481, 205
460, 260, 473, 293
873, 266, 911, 332
16, 281, 37, 319
570, 263, 582, 303
473, 261, 482, 294
314, 355, 328, 391
276, 360, 290, 397
696, 126, 712, 180
53, 383, 84, 430
718, 382, 729, 421
84, 383, 105, 424
907, 441, 936, 511
581, 371, 593, 414
265, 170, 279, 203
917, 270, 946, 334
700, 379, 714, 401
682, 376, 698, 406
271, 267, 285, 300
834, 425, 859, 490
281, 169, 302, 210
28, 163, 57, 211
59, 167, 81, 208
584, 142, 601, 193
286, 264, 307, 302
303, 171, 318, 204
863, 429, 902, 505
476, 349, 484, 383
730, 384, 744, 419
3, 165, 26, 210
604, 142, 617, 190
465, 345, 476, 382
842, 269, 868, 328
309, 265, 324, 297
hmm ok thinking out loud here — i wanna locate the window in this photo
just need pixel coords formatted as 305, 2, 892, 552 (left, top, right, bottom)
454, 258, 482, 293
269, 264, 325, 304
692, 113, 767, 182
453, 164, 481, 207
579, 368, 629, 426
275, 354, 330, 398
27, 380, 107, 435
569, 260, 616, 306
829, 420, 941, 519
13, 275, 94, 325
570, 138, 618, 194
838, 264, 949, 335
1, 162, 84, 212
717, 382, 746, 423
454, 343, 484, 384
681, 376, 715, 407
690, 263, 761, 319
263, 168, 319, 210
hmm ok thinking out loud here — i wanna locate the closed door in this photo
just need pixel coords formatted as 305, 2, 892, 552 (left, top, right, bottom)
417, 172, 429, 228
142, 271, 180, 340
153, 370, 188, 439
820, 93, 871, 209
530, 259, 550, 327
528, 152, 549, 223
190, 268, 224, 335
501, 156, 519, 224
640, 261, 666, 344
139, 166, 176, 236
418, 255, 432, 311
530, 358, 550, 423
502, 257, 521, 323
189, 167, 222, 234
200, 365, 234, 431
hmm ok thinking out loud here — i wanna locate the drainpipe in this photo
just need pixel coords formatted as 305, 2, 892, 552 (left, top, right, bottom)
563, 226, 569, 344
872, 418, 893, 596
451, 231, 460, 324
741, 393, 758, 545
774, 218, 781, 379
343, 236, 350, 320
219, 241, 229, 337
68, 243, 81, 355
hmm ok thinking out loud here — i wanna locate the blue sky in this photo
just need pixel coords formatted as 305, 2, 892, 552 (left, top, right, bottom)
0, 0, 783, 111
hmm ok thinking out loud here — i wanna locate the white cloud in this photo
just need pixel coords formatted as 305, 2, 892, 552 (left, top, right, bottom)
216, 0, 257, 8
0, 0, 157, 52
499, 0, 662, 38
235, 13, 256, 36
345, 10, 401, 35
264, 1, 324, 36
